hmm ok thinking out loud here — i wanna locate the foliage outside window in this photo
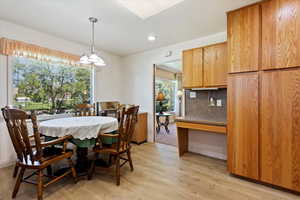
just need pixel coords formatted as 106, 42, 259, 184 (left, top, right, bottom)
12, 56, 92, 114
155, 79, 176, 113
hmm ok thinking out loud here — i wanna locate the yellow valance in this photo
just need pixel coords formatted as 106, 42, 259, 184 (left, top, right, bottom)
0, 37, 81, 66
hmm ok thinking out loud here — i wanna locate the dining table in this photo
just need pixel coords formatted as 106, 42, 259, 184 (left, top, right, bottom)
39, 116, 119, 174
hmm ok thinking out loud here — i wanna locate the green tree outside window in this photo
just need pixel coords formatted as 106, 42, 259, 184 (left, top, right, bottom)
12, 57, 92, 114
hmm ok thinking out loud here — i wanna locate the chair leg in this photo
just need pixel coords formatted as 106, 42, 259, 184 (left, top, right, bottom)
127, 149, 134, 171
67, 158, 77, 183
37, 170, 43, 200
46, 165, 52, 176
116, 155, 120, 186
13, 163, 19, 178
88, 153, 98, 180
12, 167, 25, 198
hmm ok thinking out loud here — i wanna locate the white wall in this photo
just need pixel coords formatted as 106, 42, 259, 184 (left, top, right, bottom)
0, 19, 123, 102
121, 32, 227, 160
0, 20, 122, 167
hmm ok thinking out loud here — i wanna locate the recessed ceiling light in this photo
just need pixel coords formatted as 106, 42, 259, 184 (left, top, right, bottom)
148, 34, 157, 41
117, 0, 185, 19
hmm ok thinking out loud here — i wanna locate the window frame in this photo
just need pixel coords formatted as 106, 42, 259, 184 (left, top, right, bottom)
7, 56, 95, 116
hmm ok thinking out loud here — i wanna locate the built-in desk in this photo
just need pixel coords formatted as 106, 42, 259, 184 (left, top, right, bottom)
176, 117, 227, 157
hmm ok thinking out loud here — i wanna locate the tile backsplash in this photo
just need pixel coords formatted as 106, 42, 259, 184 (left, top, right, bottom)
185, 89, 227, 122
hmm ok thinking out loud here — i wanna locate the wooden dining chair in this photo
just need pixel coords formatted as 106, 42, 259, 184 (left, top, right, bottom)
1, 107, 77, 200
88, 105, 139, 185
116, 104, 136, 122
75, 103, 96, 116
100, 101, 120, 118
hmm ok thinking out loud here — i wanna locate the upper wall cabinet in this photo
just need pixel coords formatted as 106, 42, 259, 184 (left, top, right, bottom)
262, 0, 300, 70
182, 48, 203, 88
203, 42, 227, 87
227, 4, 261, 73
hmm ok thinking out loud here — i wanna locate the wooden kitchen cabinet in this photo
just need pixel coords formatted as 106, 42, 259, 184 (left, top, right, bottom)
227, 72, 259, 180
182, 48, 203, 88
261, 68, 300, 191
262, 0, 300, 70
227, 4, 261, 73
203, 42, 227, 87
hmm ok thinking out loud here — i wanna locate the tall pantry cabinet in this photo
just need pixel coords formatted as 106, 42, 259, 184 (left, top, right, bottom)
227, 0, 300, 192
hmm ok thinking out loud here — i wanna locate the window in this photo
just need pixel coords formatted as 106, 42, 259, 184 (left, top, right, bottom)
155, 78, 177, 112
12, 56, 93, 114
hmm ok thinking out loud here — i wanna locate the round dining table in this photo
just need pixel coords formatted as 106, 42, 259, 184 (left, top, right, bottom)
39, 116, 118, 173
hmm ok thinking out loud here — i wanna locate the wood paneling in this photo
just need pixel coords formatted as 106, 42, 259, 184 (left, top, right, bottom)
261, 68, 300, 191
227, 72, 259, 180
176, 122, 226, 134
182, 48, 203, 88
183, 50, 193, 88
132, 112, 148, 144
203, 42, 228, 87
192, 48, 203, 88
177, 127, 188, 157
262, 0, 300, 70
227, 5, 261, 73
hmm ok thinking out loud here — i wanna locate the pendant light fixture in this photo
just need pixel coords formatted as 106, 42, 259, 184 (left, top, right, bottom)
80, 17, 106, 66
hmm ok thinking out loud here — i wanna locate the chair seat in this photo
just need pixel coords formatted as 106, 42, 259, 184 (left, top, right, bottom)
93, 143, 128, 154
18, 148, 73, 169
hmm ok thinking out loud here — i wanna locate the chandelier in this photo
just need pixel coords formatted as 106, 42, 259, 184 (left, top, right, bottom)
80, 17, 106, 66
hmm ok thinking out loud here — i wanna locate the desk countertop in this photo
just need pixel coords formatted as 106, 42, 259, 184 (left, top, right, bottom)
175, 116, 227, 126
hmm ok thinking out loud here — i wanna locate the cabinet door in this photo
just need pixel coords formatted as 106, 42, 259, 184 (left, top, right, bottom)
261, 69, 300, 191
183, 50, 194, 88
182, 48, 203, 88
132, 113, 148, 144
227, 5, 261, 73
262, 0, 300, 70
227, 72, 259, 180
203, 42, 227, 87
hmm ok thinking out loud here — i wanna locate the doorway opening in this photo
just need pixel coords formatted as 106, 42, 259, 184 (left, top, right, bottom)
153, 60, 183, 147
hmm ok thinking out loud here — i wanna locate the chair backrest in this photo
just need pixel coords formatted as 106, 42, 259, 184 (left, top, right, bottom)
99, 101, 120, 118
117, 104, 135, 122
117, 105, 139, 152
1, 107, 42, 164
75, 104, 95, 116
100, 101, 120, 110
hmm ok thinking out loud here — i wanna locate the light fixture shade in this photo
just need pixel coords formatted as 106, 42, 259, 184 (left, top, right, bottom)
156, 92, 165, 101
88, 53, 100, 63
79, 54, 90, 64
94, 57, 106, 66
177, 90, 183, 97
80, 17, 107, 67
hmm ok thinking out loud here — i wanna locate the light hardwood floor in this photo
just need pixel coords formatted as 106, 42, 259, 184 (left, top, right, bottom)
0, 143, 300, 200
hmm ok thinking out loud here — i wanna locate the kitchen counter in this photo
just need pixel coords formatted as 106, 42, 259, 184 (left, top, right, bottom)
175, 116, 227, 126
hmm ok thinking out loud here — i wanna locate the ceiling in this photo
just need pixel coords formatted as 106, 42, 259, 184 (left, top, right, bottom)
158, 60, 182, 73
0, 0, 260, 56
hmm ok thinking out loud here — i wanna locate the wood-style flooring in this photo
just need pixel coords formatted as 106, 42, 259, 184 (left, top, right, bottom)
0, 143, 300, 200
156, 123, 177, 147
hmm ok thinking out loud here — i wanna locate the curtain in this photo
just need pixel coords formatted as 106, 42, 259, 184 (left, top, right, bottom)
0, 37, 81, 66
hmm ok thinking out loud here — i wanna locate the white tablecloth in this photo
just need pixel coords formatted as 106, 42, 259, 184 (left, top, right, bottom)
39, 116, 118, 140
